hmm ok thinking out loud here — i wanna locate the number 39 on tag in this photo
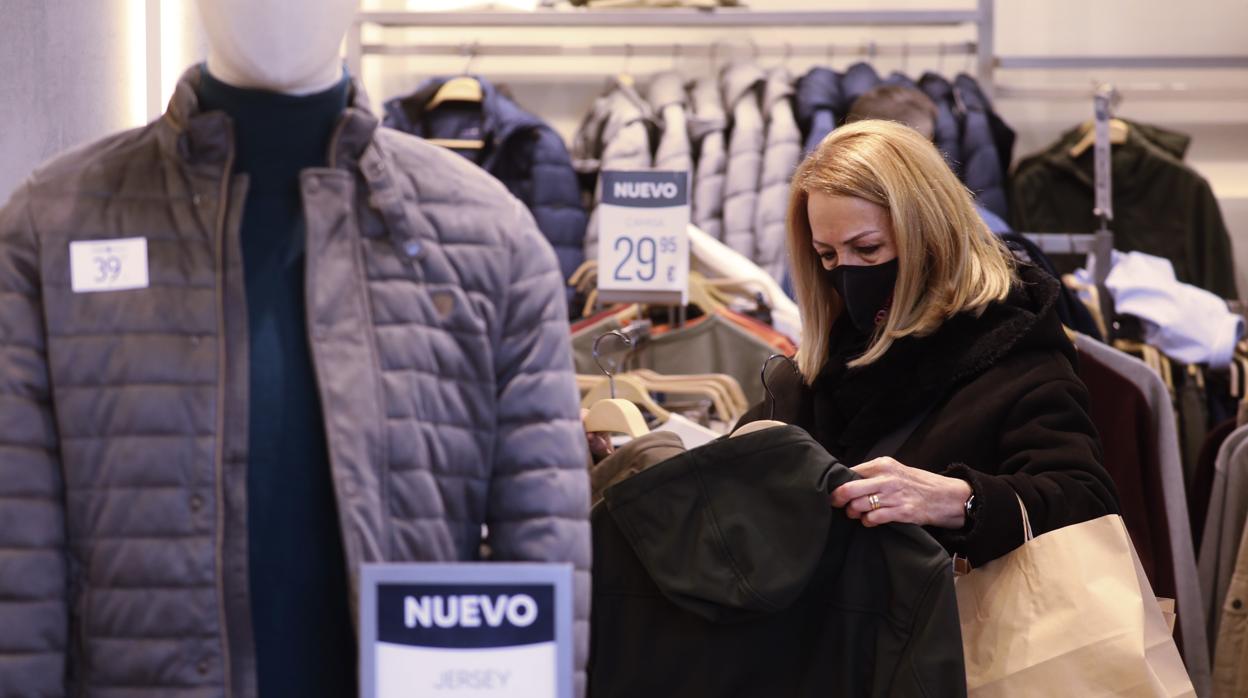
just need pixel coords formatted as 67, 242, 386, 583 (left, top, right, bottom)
70, 237, 150, 293
597, 170, 690, 305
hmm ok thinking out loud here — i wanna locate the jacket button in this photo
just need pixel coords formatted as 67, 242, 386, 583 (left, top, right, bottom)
192, 194, 203, 207
189, 335, 201, 346
190, 495, 203, 512
306, 178, 321, 194
403, 240, 422, 258
196, 659, 209, 675
1234, 599, 1244, 611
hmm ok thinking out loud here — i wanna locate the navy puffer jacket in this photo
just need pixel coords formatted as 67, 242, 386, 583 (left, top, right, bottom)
953, 73, 1011, 220
839, 62, 882, 116
794, 67, 842, 154
384, 77, 587, 302
918, 72, 964, 178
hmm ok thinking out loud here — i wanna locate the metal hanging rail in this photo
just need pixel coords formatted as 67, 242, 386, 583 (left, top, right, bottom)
349, 2, 996, 90
360, 40, 978, 60
355, 8, 981, 28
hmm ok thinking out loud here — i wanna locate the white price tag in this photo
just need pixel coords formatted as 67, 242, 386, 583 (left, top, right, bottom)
69, 237, 149, 293
597, 171, 690, 305
360, 563, 574, 698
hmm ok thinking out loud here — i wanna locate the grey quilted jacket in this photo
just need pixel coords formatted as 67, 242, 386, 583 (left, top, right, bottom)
689, 77, 728, 241
754, 67, 801, 283
574, 82, 653, 260
647, 71, 693, 174
0, 66, 591, 697
719, 63, 766, 260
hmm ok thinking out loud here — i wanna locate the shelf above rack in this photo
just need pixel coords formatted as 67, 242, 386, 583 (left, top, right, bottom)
355, 8, 982, 28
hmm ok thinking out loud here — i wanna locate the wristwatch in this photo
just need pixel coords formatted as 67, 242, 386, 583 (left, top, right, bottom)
963, 490, 980, 523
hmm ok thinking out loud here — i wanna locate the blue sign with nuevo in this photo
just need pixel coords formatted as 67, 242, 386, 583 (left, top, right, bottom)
377, 584, 555, 649
601, 170, 689, 208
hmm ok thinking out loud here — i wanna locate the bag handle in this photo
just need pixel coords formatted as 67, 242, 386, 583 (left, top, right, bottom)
955, 493, 1033, 576
1014, 492, 1034, 542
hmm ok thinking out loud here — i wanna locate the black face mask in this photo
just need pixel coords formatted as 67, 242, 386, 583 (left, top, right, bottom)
828, 258, 899, 335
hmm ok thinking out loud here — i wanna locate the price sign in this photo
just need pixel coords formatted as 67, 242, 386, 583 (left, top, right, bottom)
69, 237, 149, 293
597, 170, 690, 305
360, 563, 574, 698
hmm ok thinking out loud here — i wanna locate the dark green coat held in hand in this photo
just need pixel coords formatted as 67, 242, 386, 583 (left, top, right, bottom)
738, 265, 1121, 568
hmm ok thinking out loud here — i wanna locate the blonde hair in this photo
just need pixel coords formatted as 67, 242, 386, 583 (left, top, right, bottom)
788, 119, 1016, 380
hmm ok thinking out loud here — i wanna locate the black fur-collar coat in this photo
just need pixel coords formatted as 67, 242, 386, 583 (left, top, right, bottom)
742, 264, 1120, 565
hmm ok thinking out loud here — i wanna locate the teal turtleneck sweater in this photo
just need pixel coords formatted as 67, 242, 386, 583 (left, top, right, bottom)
197, 67, 356, 697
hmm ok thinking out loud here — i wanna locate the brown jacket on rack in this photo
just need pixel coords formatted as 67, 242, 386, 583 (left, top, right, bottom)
1010, 120, 1237, 299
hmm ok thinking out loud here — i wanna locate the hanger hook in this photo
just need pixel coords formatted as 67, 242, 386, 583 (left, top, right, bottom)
624, 43, 635, 78
593, 330, 633, 399
461, 42, 479, 76
784, 41, 793, 68
902, 41, 910, 74
761, 354, 798, 421
937, 41, 946, 73
825, 42, 834, 68
869, 40, 878, 62
672, 43, 680, 71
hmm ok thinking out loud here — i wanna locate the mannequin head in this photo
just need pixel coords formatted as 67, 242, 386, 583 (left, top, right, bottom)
195, 0, 358, 95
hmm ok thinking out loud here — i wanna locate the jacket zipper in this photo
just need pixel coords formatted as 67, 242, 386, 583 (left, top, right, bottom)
213, 143, 236, 697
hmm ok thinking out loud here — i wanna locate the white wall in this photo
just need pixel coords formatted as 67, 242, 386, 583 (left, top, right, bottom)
0, 0, 143, 199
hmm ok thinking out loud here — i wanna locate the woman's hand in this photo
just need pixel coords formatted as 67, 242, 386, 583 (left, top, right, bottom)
829, 457, 973, 529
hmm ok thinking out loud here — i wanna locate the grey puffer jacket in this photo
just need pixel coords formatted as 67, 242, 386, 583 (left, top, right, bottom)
754, 67, 801, 283
689, 77, 728, 241
648, 71, 693, 174
0, 66, 591, 698
574, 81, 653, 260
719, 62, 766, 259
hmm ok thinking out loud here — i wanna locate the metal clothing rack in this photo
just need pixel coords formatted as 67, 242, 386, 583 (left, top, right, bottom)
349, 0, 1248, 102
348, 0, 998, 92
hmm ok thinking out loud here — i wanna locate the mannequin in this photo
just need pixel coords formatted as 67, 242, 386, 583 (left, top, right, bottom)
0, 1, 590, 694
193, 1, 362, 696
194, 0, 357, 94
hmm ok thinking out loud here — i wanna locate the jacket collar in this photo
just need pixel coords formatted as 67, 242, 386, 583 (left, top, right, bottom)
720, 62, 766, 108
794, 67, 843, 124
810, 264, 1069, 459
159, 65, 429, 264
160, 64, 378, 171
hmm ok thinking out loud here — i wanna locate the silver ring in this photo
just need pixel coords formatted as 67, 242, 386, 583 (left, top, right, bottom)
868, 494, 881, 511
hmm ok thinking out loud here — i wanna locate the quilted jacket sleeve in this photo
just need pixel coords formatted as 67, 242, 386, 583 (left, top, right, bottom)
487, 197, 592, 695
0, 184, 68, 697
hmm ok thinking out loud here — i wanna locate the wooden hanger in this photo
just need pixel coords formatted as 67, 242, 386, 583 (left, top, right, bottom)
583, 331, 651, 437
629, 373, 736, 424
584, 398, 649, 437
1069, 118, 1129, 158
426, 75, 486, 150
687, 272, 728, 316
581, 374, 672, 421
630, 369, 747, 420
568, 260, 598, 291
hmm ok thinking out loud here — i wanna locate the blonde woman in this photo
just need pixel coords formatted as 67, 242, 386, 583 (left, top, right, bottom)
741, 120, 1119, 566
